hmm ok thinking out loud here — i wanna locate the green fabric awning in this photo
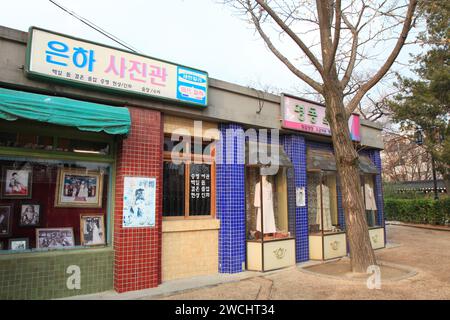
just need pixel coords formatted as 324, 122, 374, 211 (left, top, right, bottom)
0, 87, 131, 135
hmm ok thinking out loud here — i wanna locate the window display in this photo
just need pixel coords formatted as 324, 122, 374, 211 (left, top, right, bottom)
307, 171, 341, 234
0, 156, 110, 252
245, 159, 296, 272
361, 174, 380, 228
246, 167, 293, 241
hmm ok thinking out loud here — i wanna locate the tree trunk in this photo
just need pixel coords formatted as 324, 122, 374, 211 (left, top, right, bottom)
324, 85, 377, 273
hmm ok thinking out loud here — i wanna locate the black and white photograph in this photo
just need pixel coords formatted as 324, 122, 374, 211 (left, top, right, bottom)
8, 238, 28, 250
35, 228, 75, 249
19, 203, 40, 227
1, 167, 32, 199
80, 214, 105, 246
0, 204, 12, 237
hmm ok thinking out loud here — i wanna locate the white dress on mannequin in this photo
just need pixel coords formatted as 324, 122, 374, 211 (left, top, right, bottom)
316, 182, 333, 231
254, 176, 277, 234
364, 182, 377, 210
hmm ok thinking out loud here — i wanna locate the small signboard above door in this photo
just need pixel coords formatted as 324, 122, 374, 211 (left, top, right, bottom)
281, 94, 360, 141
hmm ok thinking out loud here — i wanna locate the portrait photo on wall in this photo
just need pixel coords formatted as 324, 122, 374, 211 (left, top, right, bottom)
8, 238, 29, 250
1, 167, 32, 199
123, 177, 156, 228
80, 214, 105, 246
35, 228, 75, 249
55, 168, 103, 208
0, 204, 12, 237
19, 203, 40, 227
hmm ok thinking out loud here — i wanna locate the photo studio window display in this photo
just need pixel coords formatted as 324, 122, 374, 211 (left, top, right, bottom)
162, 136, 216, 218
0, 156, 110, 252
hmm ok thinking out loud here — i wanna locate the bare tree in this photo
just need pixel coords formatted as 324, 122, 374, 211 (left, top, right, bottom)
225, 0, 418, 272
382, 131, 434, 182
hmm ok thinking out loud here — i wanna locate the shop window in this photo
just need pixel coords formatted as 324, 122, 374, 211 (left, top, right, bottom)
0, 156, 111, 252
245, 167, 294, 241
162, 136, 215, 218
307, 171, 342, 235
361, 174, 380, 228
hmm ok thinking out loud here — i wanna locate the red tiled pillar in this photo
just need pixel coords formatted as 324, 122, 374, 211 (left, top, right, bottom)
113, 107, 163, 293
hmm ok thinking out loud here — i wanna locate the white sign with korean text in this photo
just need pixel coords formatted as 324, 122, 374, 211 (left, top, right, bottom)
123, 177, 156, 228
27, 27, 208, 107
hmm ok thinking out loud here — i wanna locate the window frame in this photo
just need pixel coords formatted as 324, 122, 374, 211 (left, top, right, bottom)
162, 136, 216, 220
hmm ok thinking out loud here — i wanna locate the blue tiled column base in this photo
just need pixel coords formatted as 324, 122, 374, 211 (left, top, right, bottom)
217, 123, 246, 273
282, 135, 309, 262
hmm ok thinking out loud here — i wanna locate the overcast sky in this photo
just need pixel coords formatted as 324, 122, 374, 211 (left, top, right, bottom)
1, 0, 419, 100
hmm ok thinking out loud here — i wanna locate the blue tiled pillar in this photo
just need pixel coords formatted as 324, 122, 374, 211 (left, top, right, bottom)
216, 123, 246, 273
281, 135, 309, 262
371, 150, 385, 227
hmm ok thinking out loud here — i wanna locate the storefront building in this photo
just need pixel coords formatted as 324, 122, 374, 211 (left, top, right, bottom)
0, 25, 385, 299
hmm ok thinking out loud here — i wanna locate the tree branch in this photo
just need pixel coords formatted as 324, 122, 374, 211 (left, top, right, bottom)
345, 0, 418, 115
246, 0, 323, 93
255, 0, 325, 77
327, 0, 342, 73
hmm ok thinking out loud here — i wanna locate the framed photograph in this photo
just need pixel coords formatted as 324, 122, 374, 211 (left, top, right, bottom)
55, 168, 104, 208
80, 214, 105, 246
1, 167, 32, 199
8, 238, 29, 250
35, 228, 75, 249
123, 177, 156, 228
19, 203, 41, 227
0, 204, 12, 237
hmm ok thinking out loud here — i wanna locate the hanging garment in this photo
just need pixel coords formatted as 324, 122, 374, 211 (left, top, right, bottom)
316, 182, 333, 231
366, 210, 376, 227
364, 181, 377, 210
254, 176, 277, 234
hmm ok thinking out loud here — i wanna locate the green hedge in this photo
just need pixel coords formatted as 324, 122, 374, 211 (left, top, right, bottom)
384, 198, 450, 225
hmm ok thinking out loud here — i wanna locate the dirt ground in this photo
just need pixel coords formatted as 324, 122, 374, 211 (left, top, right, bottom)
151, 225, 450, 300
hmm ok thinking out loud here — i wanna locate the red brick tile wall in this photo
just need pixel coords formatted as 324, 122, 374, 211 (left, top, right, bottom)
113, 107, 163, 293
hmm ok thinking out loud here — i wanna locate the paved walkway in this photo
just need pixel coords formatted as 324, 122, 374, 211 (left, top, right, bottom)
65, 225, 450, 300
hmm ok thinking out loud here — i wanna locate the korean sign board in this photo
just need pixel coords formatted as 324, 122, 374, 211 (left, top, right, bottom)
281, 94, 361, 141
26, 27, 208, 107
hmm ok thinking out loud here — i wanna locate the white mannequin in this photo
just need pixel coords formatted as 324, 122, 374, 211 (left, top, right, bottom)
254, 175, 277, 234
364, 180, 377, 210
316, 181, 333, 231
